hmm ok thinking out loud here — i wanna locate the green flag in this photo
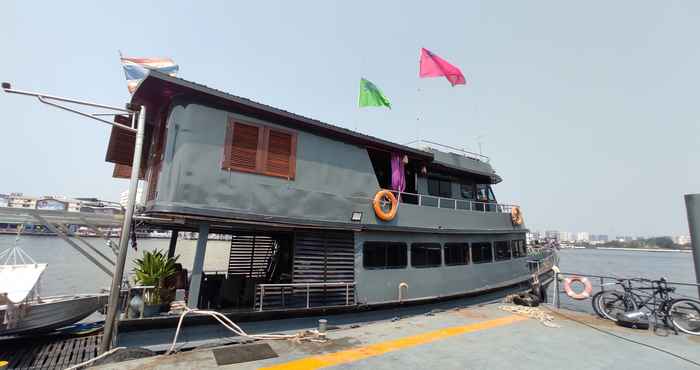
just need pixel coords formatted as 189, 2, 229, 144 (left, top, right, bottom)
358, 78, 391, 108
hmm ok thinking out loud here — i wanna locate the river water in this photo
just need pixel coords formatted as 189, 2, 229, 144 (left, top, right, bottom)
1, 236, 697, 312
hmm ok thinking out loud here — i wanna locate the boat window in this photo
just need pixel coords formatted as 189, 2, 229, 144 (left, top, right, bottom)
511, 240, 527, 258
411, 243, 442, 268
476, 184, 496, 202
428, 178, 452, 198
494, 241, 511, 261
363, 242, 407, 269
222, 119, 297, 180
444, 243, 470, 266
471, 242, 493, 264
460, 183, 475, 200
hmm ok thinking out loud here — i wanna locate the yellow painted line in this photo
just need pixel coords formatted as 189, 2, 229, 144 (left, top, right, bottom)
260, 314, 526, 370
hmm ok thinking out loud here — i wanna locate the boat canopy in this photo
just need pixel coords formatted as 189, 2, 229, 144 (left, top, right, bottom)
0, 263, 47, 303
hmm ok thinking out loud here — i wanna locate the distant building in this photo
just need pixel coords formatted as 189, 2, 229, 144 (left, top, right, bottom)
576, 232, 590, 243
545, 230, 559, 241
120, 187, 145, 208
526, 231, 543, 244
35, 198, 68, 211
7, 193, 37, 209
616, 236, 633, 242
0, 194, 8, 208
558, 231, 573, 243
590, 234, 609, 242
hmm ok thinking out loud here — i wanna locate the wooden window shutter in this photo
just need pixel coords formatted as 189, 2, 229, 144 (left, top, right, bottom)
224, 121, 262, 172
264, 129, 296, 179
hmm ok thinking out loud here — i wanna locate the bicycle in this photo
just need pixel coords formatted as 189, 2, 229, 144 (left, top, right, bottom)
594, 278, 700, 335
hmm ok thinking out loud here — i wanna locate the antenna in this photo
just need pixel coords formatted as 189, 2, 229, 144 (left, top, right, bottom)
476, 135, 485, 155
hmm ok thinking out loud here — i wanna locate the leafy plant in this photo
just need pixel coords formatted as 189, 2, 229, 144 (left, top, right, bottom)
132, 249, 179, 305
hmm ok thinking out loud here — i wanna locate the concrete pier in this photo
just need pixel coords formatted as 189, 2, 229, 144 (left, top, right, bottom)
92, 302, 700, 370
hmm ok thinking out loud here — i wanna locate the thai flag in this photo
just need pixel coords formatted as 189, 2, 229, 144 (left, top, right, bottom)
120, 57, 179, 93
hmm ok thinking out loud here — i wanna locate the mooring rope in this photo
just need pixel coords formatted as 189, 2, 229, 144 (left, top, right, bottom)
499, 304, 561, 328
63, 346, 125, 370
165, 301, 328, 355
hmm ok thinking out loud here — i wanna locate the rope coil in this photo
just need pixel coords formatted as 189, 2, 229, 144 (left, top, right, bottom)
499, 304, 560, 328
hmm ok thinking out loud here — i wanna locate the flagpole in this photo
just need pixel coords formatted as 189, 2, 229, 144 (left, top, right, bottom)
415, 87, 421, 142
118, 50, 130, 87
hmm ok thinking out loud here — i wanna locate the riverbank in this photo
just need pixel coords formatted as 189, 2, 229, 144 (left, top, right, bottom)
595, 247, 691, 253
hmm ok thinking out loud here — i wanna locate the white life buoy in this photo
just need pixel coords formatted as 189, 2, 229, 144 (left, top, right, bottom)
564, 276, 593, 300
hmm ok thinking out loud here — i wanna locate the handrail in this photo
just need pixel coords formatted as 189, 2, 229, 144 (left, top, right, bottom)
256, 282, 355, 312
384, 189, 518, 214
527, 254, 557, 274
403, 139, 490, 163
552, 271, 700, 308
555, 271, 700, 288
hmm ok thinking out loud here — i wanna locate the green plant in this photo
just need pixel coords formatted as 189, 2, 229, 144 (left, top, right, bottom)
132, 249, 179, 305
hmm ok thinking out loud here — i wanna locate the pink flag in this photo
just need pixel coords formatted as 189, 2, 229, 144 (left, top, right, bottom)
419, 48, 466, 86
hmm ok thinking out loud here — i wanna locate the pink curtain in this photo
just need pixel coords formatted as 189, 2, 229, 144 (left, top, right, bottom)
390, 153, 406, 194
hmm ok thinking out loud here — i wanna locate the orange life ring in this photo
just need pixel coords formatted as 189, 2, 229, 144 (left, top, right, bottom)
511, 207, 524, 225
564, 276, 593, 300
373, 190, 398, 222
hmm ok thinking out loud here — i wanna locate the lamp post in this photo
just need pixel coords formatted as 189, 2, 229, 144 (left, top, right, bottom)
1, 82, 145, 352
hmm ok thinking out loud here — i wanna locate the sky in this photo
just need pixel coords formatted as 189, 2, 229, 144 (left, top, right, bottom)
1, 1, 698, 237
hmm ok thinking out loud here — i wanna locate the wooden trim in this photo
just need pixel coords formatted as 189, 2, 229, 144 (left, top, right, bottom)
222, 118, 235, 170
222, 116, 297, 180
257, 126, 268, 173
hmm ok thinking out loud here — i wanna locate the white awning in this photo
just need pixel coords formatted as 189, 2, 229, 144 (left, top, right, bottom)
0, 263, 47, 303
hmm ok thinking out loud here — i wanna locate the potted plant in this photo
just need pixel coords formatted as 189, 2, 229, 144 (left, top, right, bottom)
132, 249, 178, 317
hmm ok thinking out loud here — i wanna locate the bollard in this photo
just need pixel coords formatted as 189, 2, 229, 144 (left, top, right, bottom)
318, 319, 328, 334
684, 194, 700, 299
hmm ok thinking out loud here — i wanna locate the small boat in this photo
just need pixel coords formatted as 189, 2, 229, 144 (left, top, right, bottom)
0, 294, 108, 336
0, 228, 108, 337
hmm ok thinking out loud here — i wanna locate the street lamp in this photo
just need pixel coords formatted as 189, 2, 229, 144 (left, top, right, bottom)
2, 82, 145, 353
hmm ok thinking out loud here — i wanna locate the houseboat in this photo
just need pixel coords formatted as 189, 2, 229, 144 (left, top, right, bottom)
107, 71, 556, 316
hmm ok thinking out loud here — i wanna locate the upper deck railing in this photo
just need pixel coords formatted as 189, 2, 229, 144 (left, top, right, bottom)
404, 139, 490, 163
385, 189, 518, 214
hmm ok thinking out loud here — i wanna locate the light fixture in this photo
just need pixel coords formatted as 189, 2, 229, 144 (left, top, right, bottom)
351, 211, 363, 222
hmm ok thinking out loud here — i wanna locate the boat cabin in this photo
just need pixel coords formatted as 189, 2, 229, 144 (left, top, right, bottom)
105, 71, 544, 321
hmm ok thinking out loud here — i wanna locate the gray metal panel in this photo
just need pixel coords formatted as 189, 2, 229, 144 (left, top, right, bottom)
354, 231, 530, 304
149, 101, 523, 234
154, 102, 378, 225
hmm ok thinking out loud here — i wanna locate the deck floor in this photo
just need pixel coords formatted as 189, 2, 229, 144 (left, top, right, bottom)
0, 333, 101, 370
95, 302, 700, 370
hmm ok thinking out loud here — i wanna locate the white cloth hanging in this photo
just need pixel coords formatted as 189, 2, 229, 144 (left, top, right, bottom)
0, 263, 47, 303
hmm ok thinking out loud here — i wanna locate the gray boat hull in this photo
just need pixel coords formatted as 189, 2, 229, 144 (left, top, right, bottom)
0, 294, 108, 336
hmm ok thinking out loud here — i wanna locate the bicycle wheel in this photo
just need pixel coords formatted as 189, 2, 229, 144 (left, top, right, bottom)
667, 298, 700, 335
597, 290, 636, 321
591, 291, 606, 318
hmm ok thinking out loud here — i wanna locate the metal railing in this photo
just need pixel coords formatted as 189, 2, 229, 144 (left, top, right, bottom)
256, 282, 355, 312
385, 189, 518, 214
527, 250, 558, 274
403, 139, 491, 163
552, 271, 700, 309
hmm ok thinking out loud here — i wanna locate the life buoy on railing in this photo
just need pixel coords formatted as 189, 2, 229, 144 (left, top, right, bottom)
563, 276, 593, 300
373, 190, 398, 222
511, 207, 524, 225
